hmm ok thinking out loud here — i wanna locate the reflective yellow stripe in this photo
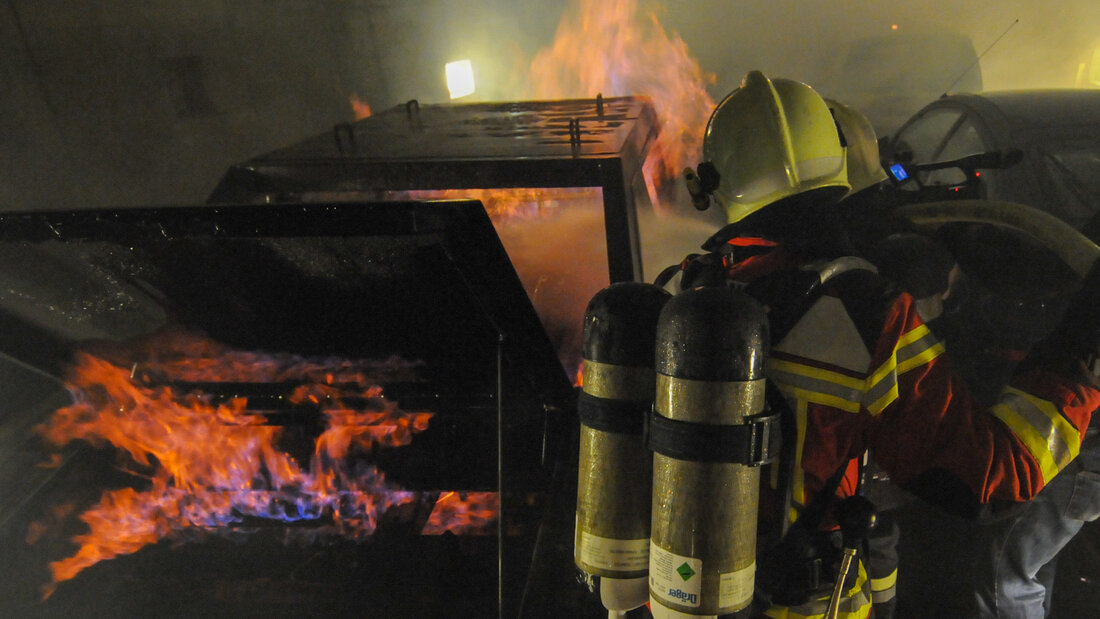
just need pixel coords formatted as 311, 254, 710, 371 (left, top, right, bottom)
770, 359, 866, 391
792, 399, 808, 513
772, 324, 944, 418
871, 566, 898, 603
991, 386, 1082, 485
871, 568, 898, 592
762, 560, 872, 619
888, 323, 941, 371
770, 358, 863, 413
865, 380, 898, 417
864, 324, 944, 416
787, 386, 861, 413
897, 339, 945, 375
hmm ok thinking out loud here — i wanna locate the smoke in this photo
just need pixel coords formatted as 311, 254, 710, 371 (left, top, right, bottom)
641, 0, 1099, 135
638, 209, 720, 281
3, 0, 1097, 212
495, 205, 610, 378
494, 201, 724, 377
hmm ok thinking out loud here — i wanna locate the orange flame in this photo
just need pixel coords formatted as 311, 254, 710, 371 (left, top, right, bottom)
395, 187, 601, 225
349, 93, 373, 120
422, 491, 500, 535
36, 330, 497, 592
527, 0, 716, 203
339, 1, 719, 377
347, 0, 715, 212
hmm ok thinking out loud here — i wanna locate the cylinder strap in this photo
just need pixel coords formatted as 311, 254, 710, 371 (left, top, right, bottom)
578, 391, 649, 435
647, 410, 780, 465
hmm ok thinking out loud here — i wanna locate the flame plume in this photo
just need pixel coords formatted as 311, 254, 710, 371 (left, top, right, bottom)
527, 0, 716, 202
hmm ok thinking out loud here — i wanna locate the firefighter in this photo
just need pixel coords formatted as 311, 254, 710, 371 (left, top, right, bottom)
825, 97, 904, 260
671, 70, 1100, 619
937, 225, 1100, 619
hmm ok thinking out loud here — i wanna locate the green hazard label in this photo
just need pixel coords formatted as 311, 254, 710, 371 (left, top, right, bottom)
651, 545, 702, 608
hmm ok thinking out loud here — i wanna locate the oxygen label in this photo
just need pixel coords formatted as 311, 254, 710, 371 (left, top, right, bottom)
649, 544, 702, 608
719, 561, 755, 609
577, 531, 649, 572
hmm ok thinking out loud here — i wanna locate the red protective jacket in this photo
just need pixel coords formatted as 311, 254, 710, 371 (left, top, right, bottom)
724, 241, 1100, 619
729, 243, 1100, 518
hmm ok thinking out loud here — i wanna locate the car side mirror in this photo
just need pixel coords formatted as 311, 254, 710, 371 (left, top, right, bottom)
924, 167, 969, 187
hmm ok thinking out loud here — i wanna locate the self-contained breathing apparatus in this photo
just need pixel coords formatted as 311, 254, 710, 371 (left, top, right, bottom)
576, 250, 883, 618
575, 279, 781, 618
664, 243, 884, 612
575, 71, 886, 619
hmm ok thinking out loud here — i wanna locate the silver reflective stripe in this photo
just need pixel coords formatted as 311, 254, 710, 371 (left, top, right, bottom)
871, 567, 898, 603
769, 361, 863, 413
862, 369, 896, 415
992, 386, 1082, 484
802, 256, 878, 284
863, 324, 944, 415
895, 327, 942, 372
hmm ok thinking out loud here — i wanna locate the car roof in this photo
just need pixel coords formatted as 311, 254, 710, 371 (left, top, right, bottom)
936, 90, 1100, 134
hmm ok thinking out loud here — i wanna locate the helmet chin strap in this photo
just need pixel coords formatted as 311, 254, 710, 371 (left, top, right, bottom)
703, 189, 853, 256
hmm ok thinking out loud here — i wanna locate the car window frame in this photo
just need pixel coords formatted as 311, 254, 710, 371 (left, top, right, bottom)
891, 101, 1002, 192
891, 104, 969, 163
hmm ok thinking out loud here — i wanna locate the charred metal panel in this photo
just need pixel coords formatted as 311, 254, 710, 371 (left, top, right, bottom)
0, 200, 575, 618
207, 96, 659, 283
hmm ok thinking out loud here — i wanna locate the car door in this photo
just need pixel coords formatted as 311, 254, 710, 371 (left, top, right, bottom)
891, 103, 999, 195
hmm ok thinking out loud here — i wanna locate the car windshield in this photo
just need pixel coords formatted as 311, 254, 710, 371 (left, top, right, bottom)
1035, 137, 1100, 230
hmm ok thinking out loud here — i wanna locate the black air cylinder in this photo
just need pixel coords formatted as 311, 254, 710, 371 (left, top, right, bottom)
575, 281, 671, 612
648, 286, 769, 617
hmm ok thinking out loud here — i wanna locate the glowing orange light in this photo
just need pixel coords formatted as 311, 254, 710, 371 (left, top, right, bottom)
389, 187, 601, 225
891, 24, 899, 31
423, 492, 499, 535
349, 93, 373, 120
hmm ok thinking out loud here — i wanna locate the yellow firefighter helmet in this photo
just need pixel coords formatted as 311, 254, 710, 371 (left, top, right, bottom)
703, 71, 849, 224
825, 98, 889, 194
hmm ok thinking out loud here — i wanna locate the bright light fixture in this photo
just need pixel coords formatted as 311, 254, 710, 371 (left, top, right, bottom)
446, 59, 475, 99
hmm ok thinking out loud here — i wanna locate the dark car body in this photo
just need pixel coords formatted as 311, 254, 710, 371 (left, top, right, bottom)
884, 89, 1100, 241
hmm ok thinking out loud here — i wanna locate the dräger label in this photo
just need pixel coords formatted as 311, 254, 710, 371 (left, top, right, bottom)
719, 561, 756, 609
576, 530, 649, 572
649, 544, 702, 608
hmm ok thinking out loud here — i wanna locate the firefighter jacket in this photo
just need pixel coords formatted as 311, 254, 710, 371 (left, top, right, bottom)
704, 240, 1100, 619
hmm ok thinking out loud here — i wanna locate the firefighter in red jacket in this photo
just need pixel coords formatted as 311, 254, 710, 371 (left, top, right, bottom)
673, 70, 1100, 619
